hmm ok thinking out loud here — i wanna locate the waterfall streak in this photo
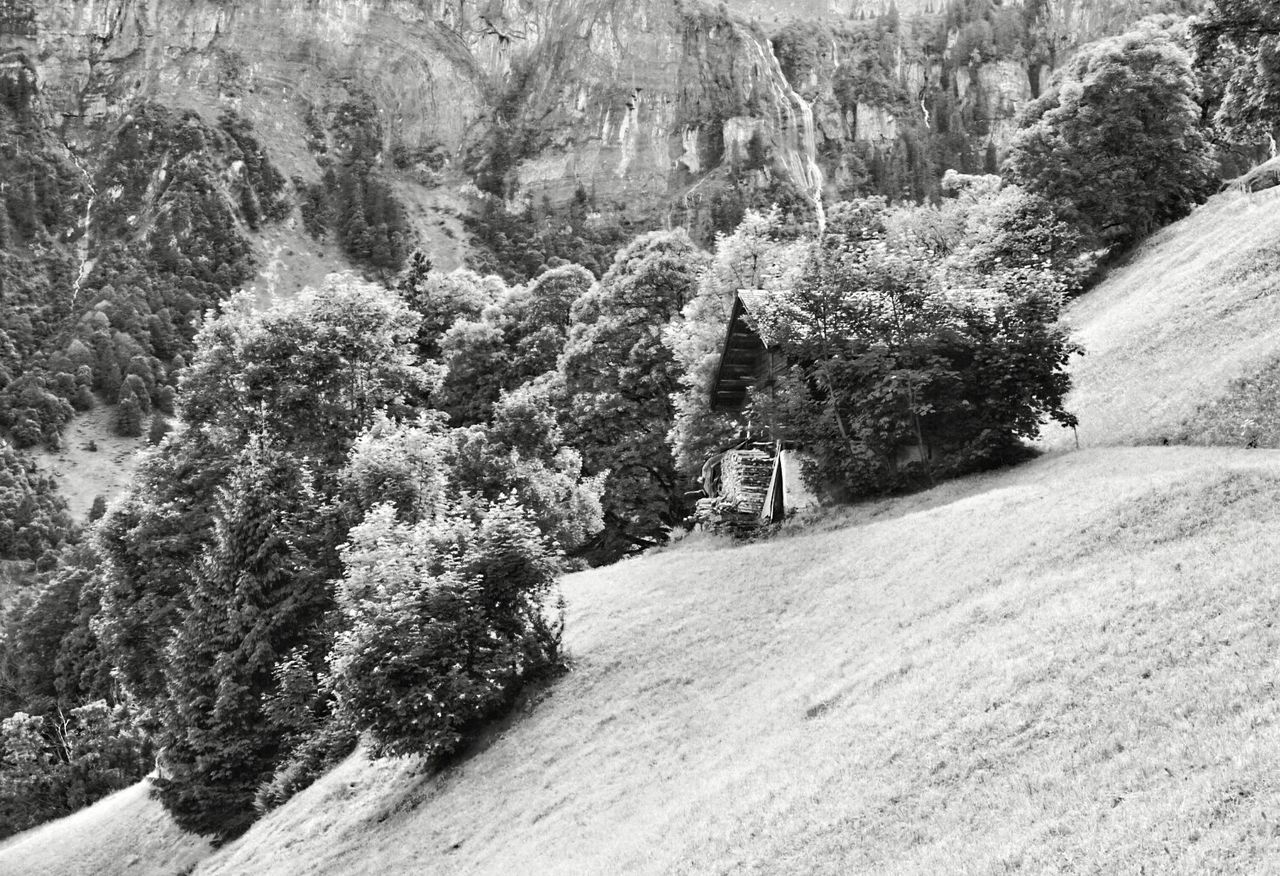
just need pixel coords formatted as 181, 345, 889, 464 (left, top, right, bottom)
753, 38, 825, 233
67, 148, 96, 306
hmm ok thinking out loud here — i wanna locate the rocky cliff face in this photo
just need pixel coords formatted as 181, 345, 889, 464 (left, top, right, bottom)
10, 1, 484, 165
1, 0, 1202, 261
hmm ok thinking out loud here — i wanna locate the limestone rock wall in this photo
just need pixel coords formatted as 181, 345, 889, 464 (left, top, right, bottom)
0, 0, 1203, 243
12, 0, 486, 162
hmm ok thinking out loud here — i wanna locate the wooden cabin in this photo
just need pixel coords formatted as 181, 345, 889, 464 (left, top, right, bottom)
699, 290, 940, 533
697, 291, 818, 532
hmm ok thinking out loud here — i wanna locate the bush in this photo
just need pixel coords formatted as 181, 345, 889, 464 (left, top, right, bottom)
147, 415, 171, 446
328, 498, 563, 759
71, 385, 94, 411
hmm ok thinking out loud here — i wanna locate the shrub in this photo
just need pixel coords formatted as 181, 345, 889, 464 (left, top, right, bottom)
328, 499, 563, 759
147, 415, 171, 446
71, 385, 94, 411
254, 719, 357, 814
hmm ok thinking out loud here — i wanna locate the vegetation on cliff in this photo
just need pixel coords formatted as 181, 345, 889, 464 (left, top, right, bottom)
0, 81, 292, 455
294, 98, 413, 276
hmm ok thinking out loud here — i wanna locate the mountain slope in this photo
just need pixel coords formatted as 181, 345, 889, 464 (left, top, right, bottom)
9, 445, 1271, 875
8, 0, 1197, 239
1041, 185, 1280, 450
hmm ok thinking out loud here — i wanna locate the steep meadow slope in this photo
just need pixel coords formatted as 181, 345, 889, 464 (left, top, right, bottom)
194, 449, 1280, 872
1041, 186, 1280, 451
0, 781, 210, 876
11, 446, 1277, 875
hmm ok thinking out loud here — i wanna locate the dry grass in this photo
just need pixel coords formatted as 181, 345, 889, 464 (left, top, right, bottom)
149, 446, 1280, 875
1040, 186, 1280, 450
0, 780, 211, 876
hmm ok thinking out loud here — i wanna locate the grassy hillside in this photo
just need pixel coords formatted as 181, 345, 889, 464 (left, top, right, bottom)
1041, 185, 1280, 450
0, 780, 211, 876
190, 448, 1280, 875
33, 403, 147, 523
13, 446, 1278, 874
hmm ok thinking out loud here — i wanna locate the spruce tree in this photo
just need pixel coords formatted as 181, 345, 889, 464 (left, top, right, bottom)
96, 433, 230, 706
154, 448, 332, 840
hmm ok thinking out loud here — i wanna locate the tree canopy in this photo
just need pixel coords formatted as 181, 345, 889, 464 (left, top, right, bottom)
745, 197, 1081, 498
1194, 0, 1280, 143
559, 230, 709, 560
1007, 27, 1215, 251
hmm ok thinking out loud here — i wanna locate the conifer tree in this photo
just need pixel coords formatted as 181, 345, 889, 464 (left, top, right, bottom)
96, 431, 231, 706
154, 448, 332, 839
121, 374, 150, 414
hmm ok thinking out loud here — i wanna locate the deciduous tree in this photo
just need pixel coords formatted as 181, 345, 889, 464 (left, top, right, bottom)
179, 275, 434, 467
558, 230, 708, 560
1194, 0, 1280, 143
750, 198, 1080, 497
1007, 27, 1214, 250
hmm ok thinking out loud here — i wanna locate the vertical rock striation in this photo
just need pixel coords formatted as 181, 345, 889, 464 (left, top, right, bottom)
1, 0, 1203, 242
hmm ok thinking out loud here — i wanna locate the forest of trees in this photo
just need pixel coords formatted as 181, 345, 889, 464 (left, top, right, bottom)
0, 0, 1274, 845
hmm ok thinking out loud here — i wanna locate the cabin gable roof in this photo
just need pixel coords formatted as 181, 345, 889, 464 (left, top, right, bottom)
710, 290, 770, 412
